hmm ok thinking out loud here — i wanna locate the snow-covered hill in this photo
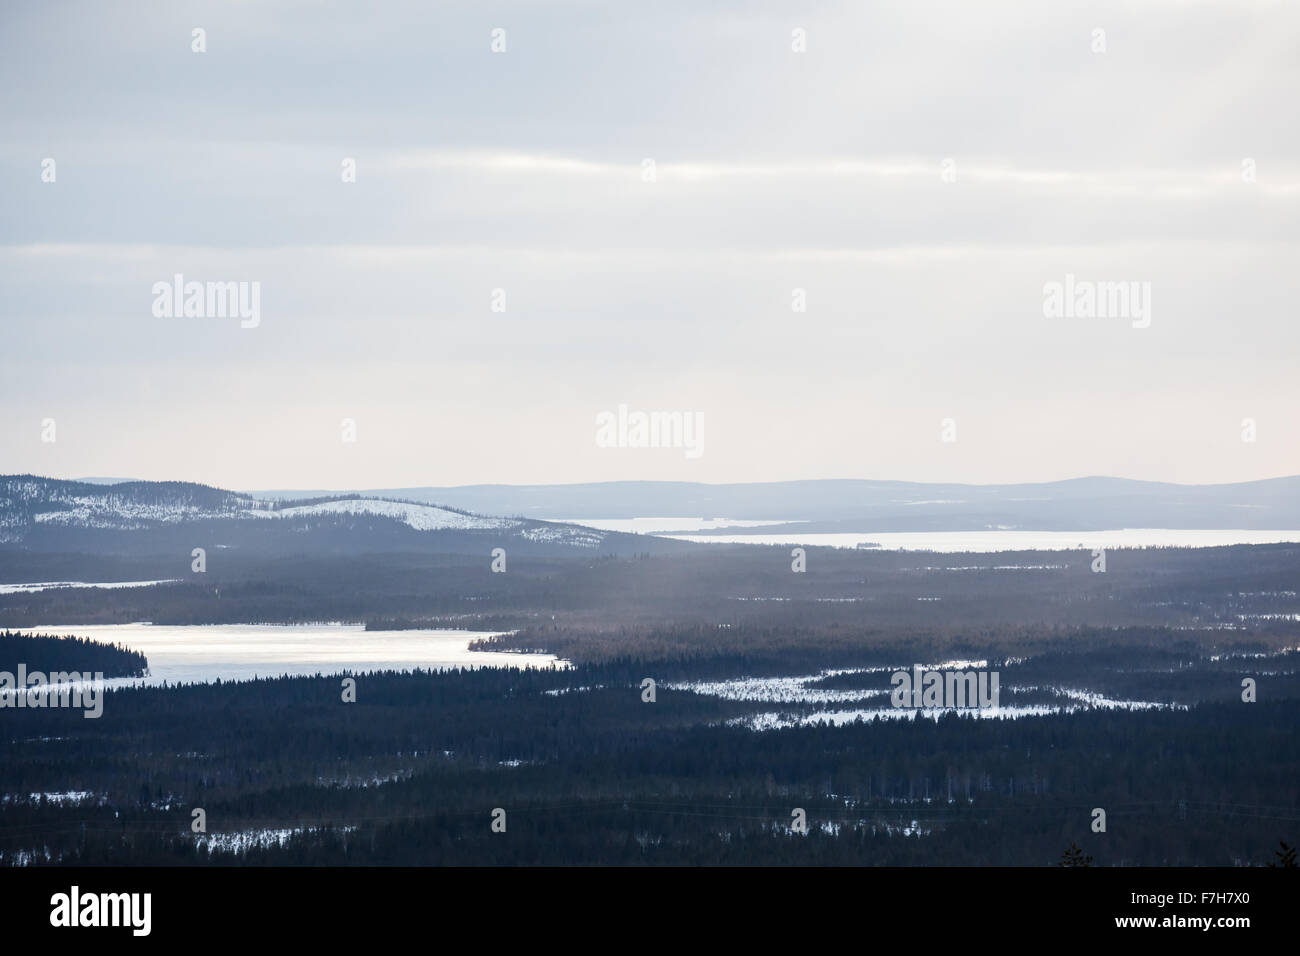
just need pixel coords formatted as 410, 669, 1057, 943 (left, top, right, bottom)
1, 476, 254, 542
254, 498, 519, 532
0, 475, 634, 555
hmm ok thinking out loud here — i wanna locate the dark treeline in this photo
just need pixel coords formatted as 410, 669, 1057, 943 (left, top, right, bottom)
1, 541, 1297, 865
2, 659, 1295, 866
2, 544, 1298, 665
0, 631, 147, 678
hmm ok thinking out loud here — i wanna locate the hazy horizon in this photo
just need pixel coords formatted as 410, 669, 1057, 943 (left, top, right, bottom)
4, 0, 1298, 489
49, 469, 1300, 494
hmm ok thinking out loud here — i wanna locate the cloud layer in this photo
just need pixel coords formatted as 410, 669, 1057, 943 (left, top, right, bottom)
2, 0, 1297, 488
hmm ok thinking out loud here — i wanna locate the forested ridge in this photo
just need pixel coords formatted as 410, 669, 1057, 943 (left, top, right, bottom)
0, 631, 147, 678
1, 542, 1297, 865
2, 660, 1295, 865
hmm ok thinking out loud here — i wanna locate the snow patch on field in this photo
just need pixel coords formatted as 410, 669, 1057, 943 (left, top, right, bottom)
316, 770, 413, 789
1, 846, 55, 866
730, 686, 1183, 732
33, 498, 235, 528
0, 579, 177, 595
520, 525, 605, 547
733, 705, 1060, 730
672, 664, 1186, 732
666, 669, 895, 705
197, 828, 305, 853
543, 685, 603, 696
257, 498, 518, 531
196, 826, 355, 854
1048, 687, 1178, 710
0, 791, 103, 806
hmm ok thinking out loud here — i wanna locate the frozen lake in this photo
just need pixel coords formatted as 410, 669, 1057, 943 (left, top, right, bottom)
546, 517, 804, 533
9, 623, 566, 690
545, 519, 1300, 551
654, 528, 1300, 552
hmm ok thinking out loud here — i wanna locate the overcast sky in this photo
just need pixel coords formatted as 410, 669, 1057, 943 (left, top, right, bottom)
2, 0, 1297, 490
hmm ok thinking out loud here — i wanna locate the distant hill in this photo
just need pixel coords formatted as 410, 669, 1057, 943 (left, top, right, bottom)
250, 476, 1300, 532
0, 476, 684, 557
11, 475, 1294, 558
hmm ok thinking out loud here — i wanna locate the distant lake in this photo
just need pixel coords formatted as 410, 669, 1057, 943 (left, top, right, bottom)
10, 623, 566, 689
547, 517, 803, 533
647, 527, 1300, 552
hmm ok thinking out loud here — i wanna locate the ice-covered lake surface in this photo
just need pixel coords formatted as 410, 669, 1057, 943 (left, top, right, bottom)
546, 517, 804, 533
10, 623, 567, 689
654, 528, 1300, 552
657, 665, 1195, 731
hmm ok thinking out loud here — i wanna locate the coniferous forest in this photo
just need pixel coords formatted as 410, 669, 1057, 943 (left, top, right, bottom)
1, 542, 1297, 866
